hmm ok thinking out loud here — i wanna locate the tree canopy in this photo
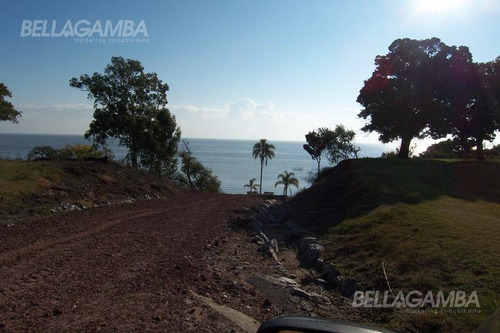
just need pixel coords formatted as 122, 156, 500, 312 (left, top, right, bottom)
70, 56, 180, 174
357, 38, 449, 158
0, 83, 21, 124
358, 38, 500, 159
177, 141, 221, 193
303, 125, 359, 178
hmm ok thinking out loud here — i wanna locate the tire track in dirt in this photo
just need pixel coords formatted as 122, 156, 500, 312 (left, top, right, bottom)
0, 193, 264, 332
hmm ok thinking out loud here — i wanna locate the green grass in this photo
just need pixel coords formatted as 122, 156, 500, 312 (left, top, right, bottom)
290, 158, 500, 331
0, 160, 61, 219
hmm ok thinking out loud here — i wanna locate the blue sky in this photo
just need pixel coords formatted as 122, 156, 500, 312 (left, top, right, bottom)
1, 0, 499, 150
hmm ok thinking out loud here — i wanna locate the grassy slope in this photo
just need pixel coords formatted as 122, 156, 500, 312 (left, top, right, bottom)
287, 158, 500, 332
0, 160, 61, 216
0, 159, 185, 223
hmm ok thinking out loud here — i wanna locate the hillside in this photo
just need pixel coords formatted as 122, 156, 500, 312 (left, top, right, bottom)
0, 159, 188, 223
285, 158, 500, 332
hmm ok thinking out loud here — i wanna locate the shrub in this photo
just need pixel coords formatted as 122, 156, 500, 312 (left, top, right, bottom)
27, 145, 59, 160
27, 144, 112, 161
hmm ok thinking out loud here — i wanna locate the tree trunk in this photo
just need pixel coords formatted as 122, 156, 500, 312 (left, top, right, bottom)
398, 135, 412, 159
317, 159, 321, 179
475, 138, 485, 160
130, 146, 138, 169
259, 160, 264, 194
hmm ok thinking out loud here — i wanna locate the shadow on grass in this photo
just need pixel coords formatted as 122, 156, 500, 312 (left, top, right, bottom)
285, 158, 500, 234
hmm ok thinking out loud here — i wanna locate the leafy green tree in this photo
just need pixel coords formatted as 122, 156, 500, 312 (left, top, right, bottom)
70, 56, 180, 171
177, 141, 221, 193
304, 126, 359, 178
303, 129, 328, 178
274, 171, 299, 196
252, 139, 275, 194
244, 178, 260, 193
27, 145, 59, 160
419, 139, 464, 159
445, 56, 500, 160
140, 108, 181, 176
357, 38, 451, 158
324, 125, 360, 164
0, 83, 21, 123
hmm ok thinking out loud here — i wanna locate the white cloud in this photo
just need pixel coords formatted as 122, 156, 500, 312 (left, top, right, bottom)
227, 98, 275, 120
169, 104, 227, 119
16, 103, 93, 112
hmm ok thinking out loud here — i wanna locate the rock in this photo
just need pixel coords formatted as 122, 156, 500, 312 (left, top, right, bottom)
252, 235, 265, 245
314, 278, 328, 288
277, 277, 299, 287
258, 231, 270, 243
297, 242, 324, 267
315, 258, 325, 271
338, 278, 356, 297
321, 263, 340, 282
299, 237, 317, 247
291, 288, 311, 300
299, 300, 315, 312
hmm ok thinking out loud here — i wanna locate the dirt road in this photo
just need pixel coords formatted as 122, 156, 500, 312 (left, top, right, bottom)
0, 193, 263, 332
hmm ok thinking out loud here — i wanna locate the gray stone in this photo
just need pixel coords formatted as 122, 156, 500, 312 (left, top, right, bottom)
291, 288, 311, 300
338, 278, 356, 297
321, 263, 340, 281
297, 243, 324, 267
300, 300, 315, 312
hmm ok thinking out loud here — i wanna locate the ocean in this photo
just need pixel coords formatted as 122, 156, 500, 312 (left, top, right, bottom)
0, 133, 387, 194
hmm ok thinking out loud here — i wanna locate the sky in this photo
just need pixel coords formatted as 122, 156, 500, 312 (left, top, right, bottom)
1, 0, 499, 151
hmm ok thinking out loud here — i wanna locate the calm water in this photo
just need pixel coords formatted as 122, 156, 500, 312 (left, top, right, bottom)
0, 133, 387, 194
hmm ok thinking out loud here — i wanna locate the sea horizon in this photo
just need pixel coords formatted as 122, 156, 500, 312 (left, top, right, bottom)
0, 133, 389, 194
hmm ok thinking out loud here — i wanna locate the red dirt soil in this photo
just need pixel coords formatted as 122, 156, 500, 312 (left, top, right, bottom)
0, 193, 264, 332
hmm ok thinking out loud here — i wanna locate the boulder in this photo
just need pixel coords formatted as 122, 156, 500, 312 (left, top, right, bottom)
321, 263, 340, 282
297, 242, 324, 267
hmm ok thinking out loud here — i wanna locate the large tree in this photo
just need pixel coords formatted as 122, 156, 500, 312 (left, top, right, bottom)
140, 108, 181, 176
0, 83, 21, 123
449, 56, 500, 160
70, 56, 180, 171
252, 139, 275, 194
357, 38, 450, 158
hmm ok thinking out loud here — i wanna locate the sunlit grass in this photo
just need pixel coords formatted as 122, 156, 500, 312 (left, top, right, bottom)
293, 158, 500, 331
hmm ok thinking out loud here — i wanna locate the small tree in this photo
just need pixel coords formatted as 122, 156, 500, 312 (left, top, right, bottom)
275, 171, 299, 196
0, 83, 21, 123
419, 139, 468, 159
303, 129, 328, 178
244, 178, 260, 193
177, 141, 221, 193
27, 146, 59, 160
324, 125, 360, 164
252, 139, 275, 194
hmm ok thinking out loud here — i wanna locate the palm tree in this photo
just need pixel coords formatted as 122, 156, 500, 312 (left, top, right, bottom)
252, 139, 275, 194
275, 171, 299, 196
244, 178, 260, 193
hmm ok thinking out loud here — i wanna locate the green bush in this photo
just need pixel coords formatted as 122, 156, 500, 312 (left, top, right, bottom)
27, 144, 112, 161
